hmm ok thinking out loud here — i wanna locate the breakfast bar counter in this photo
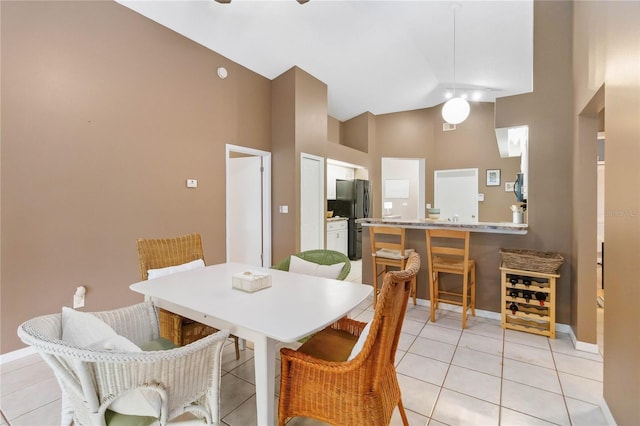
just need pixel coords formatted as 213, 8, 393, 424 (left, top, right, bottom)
358, 218, 530, 316
358, 218, 528, 235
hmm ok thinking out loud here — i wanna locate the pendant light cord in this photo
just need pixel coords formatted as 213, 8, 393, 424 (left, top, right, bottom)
452, 6, 457, 97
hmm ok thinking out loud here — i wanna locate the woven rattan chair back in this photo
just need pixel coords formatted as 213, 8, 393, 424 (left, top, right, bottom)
136, 233, 240, 358
278, 252, 420, 426
136, 233, 205, 280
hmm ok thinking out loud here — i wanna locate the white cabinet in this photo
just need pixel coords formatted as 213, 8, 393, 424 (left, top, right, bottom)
326, 219, 348, 256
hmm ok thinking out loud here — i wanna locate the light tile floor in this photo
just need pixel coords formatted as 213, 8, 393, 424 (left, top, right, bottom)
1, 260, 610, 425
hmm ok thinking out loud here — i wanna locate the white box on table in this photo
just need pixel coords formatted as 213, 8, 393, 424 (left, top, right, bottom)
232, 271, 272, 293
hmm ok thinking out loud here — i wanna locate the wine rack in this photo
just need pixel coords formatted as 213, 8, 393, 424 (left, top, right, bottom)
500, 265, 559, 338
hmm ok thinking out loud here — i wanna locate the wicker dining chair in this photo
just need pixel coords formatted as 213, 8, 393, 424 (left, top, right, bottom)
136, 233, 240, 359
17, 302, 229, 426
278, 252, 421, 426
271, 249, 351, 280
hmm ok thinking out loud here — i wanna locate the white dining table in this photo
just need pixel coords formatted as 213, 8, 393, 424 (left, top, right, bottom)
130, 262, 372, 426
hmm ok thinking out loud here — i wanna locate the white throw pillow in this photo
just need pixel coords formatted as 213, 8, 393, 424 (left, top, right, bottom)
347, 321, 372, 361
147, 258, 205, 279
288, 256, 345, 280
61, 307, 141, 352
61, 308, 161, 417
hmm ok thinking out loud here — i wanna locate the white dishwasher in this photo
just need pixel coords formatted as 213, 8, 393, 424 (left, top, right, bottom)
326, 219, 348, 256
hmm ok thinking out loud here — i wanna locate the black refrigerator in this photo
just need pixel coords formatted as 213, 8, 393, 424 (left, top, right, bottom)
334, 179, 371, 260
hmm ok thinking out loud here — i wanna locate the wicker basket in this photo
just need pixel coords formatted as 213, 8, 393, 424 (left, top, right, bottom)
500, 248, 564, 274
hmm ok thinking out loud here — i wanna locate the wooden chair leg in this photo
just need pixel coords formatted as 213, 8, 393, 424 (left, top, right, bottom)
397, 399, 409, 426
410, 276, 417, 306
372, 263, 378, 306
429, 271, 437, 322
233, 336, 240, 360
462, 272, 469, 329
471, 264, 476, 316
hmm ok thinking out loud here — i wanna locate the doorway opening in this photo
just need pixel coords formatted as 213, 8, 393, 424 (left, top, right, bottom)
381, 157, 425, 220
225, 144, 271, 267
300, 153, 325, 252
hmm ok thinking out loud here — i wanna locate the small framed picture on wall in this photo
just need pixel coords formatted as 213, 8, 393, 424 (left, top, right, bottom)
486, 169, 501, 186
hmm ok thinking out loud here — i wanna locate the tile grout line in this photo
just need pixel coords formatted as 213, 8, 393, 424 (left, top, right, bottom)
498, 326, 505, 425
550, 337, 575, 426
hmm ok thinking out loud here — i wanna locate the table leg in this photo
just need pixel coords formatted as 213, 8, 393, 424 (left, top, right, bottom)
253, 335, 276, 426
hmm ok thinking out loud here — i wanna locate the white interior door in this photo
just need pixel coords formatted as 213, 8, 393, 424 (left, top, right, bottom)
226, 145, 271, 267
300, 153, 324, 251
434, 168, 479, 222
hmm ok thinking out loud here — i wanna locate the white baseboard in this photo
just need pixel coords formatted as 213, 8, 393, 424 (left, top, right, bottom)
414, 298, 502, 321
415, 298, 599, 352
0, 346, 36, 365
567, 325, 601, 354
600, 396, 618, 426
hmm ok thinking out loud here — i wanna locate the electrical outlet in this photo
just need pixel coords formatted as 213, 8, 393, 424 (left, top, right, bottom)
73, 286, 86, 309
187, 179, 198, 188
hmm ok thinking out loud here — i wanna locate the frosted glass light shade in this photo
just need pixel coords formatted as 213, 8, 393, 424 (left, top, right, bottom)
442, 97, 470, 124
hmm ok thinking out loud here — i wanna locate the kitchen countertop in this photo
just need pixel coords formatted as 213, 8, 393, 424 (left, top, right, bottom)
357, 217, 527, 235
327, 217, 349, 222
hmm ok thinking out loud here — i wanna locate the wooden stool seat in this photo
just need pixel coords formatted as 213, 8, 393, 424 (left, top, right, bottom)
426, 229, 476, 328
370, 226, 417, 306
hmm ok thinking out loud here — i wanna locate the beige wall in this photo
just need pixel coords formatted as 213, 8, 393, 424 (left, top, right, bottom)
270, 68, 297, 264
432, 103, 520, 223
573, 1, 640, 423
327, 116, 341, 145
362, 1, 574, 325
271, 66, 330, 261
494, 1, 574, 327
1, 1, 271, 352
375, 103, 520, 223
4, 3, 639, 421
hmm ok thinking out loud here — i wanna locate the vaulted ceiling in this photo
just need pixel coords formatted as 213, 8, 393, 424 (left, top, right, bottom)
117, 0, 534, 121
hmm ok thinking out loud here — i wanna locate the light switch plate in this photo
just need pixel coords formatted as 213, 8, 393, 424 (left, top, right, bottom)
478, 193, 485, 202
187, 179, 198, 188
505, 182, 515, 191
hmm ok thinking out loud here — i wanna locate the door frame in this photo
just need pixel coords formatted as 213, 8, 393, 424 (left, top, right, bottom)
300, 152, 325, 251
225, 144, 272, 267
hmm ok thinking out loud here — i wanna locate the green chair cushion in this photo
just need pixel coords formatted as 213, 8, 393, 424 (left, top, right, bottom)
105, 410, 157, 426
139, 337, 178, 351
271, 249, 351, 280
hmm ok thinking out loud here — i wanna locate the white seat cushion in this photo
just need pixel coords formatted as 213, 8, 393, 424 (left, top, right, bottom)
288, 256, 345, 280
375, 248, 414, 260
147, 258, 205, 279
347, 321, 372, 361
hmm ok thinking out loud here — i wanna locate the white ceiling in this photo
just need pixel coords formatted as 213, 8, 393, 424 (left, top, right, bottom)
117, 0, 534, 121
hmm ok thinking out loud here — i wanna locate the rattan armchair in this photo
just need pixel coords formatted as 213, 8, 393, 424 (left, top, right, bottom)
17, 302, 229, 426
278, 252, 421, 426
271, 249, 351, 280
136, 233, 240, 359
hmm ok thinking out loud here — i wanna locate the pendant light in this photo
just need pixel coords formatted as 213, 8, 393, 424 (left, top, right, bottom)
442, 4, 470, 125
